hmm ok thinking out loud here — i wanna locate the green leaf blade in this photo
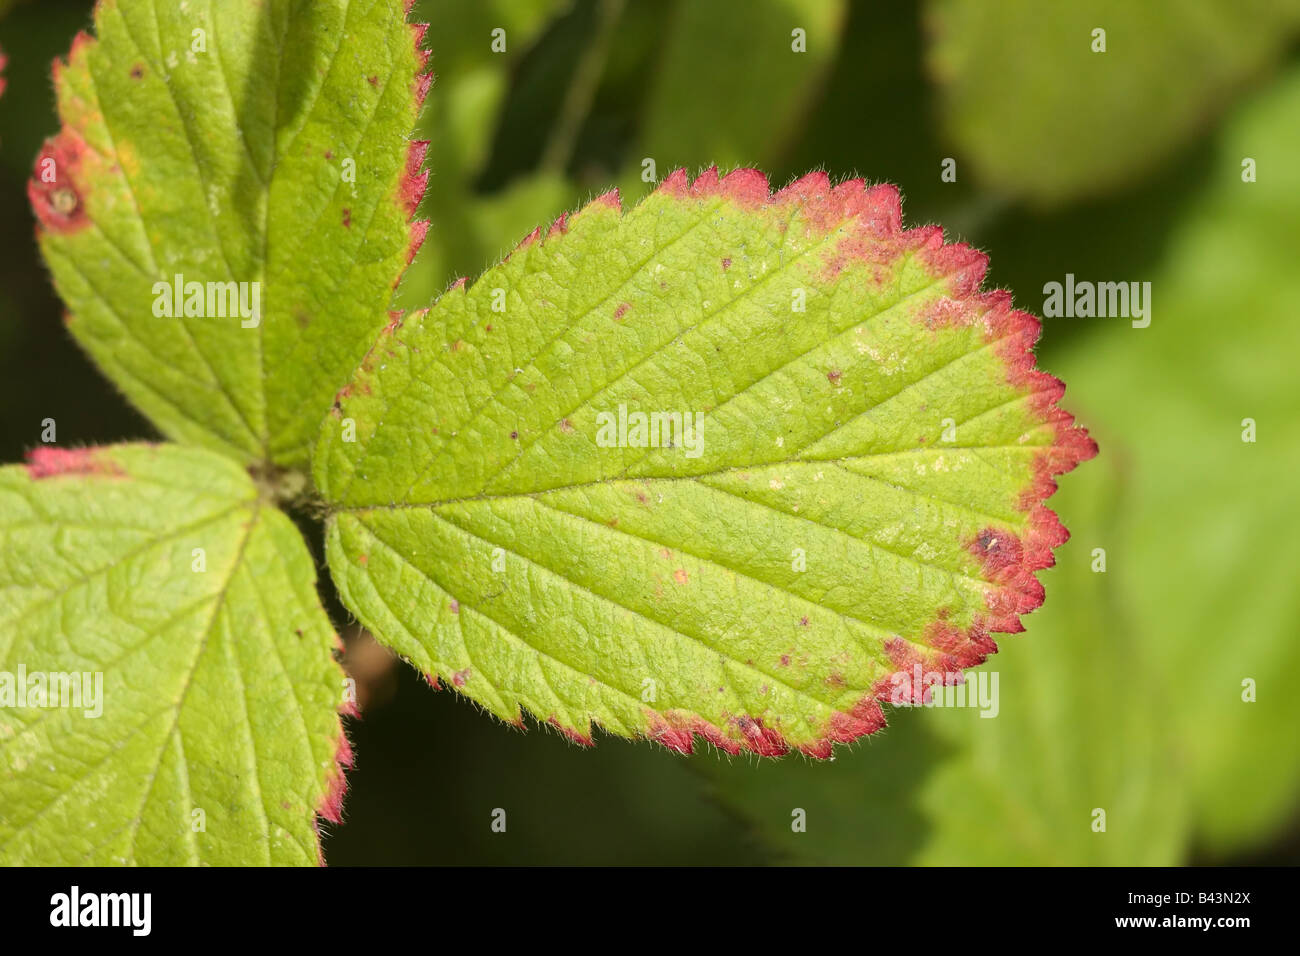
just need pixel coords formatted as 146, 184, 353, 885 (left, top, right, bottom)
28, 0, 430, 467
0, 444, 349, 866
319, 168, 1094, 757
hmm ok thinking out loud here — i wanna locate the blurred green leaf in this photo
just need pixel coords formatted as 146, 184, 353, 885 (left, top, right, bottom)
1051, 63, 1300, 855
636, 0, 845, 171
928, 0, 1300, 204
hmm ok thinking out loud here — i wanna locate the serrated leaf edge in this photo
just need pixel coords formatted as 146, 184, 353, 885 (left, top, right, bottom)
325, 166, 1097, 760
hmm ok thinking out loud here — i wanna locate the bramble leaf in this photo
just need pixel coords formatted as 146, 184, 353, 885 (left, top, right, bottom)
0, 444, 350, 865
28, 0, 430, 467
317, 168, 1094, 757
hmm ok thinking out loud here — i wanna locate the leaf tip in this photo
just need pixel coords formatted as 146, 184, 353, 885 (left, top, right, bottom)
591, 187, 621, 211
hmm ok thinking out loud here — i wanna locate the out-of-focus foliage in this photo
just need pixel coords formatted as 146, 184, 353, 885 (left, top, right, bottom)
399, 0, 574, 307
927, 0, 1300, 204
1055, 67, 1300, 853
626, 0, 845, 187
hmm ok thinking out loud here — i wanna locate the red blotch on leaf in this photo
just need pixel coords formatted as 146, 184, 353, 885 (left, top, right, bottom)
25, 446, 122, 479
28, 132, 91, 234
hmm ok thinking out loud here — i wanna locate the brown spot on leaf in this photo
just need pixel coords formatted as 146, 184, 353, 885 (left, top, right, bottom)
673, 568, 689, 585
613, 302, 631, 320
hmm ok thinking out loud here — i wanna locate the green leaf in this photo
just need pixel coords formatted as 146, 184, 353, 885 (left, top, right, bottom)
928, 0, 1300, 203
317, 168, 1094, 757
0, 444, 349, 866
28, 0, 430, 467
617, 0, 846, 201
